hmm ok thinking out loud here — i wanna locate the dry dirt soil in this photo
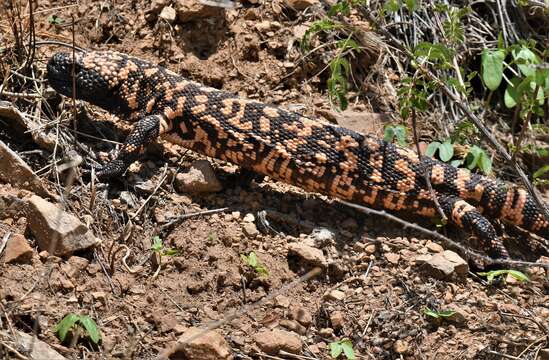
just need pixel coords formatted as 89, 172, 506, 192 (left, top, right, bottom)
0, 1, 548, 360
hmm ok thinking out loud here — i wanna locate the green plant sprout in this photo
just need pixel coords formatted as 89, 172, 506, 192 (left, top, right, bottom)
301, 1, 368, 110
151, 236, 178, 278
383, 124, 408, 146
477, 269, 529, 285
240, 251, 269, 276
423, 307, 456, 319
55, 313, 101, 347
329, 338, 355, 359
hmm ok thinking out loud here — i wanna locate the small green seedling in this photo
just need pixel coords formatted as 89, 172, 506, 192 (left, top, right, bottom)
426, 140, 454, 162
533, 165, 549, 186
477, 269, 529, 285
329, 338, 355, 359
207, 232, 218, 242
47, 14, 64, 25
151, 236, 178, 278
240, 251, 269, 276
426, 140, 492, 174
383, 125, 408, 146
55, 313, 101, 347
151, 236, 178, 257
464, 145, 492, 174
423, 307, 456, 319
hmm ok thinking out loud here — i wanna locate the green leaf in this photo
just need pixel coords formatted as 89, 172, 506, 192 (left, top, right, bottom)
151, 236, 163, 252
163, 248, 178, 256
328, 1, 351, 16
383, 0, 400, 13
330, 342, 343, 358
439, 140, 454, 162
384, 125, 407, 146
478, 151, 492, 174
78, 315, 101, 344
336, 38, 361, 52
478, 269, 529, 284
404, 0, 417, 12
55, 313, 80, 342
248, 252, 258, 267
425, 142, 440, 158
301, 19, 339, 51
414, 42, 454, 64
504, 77, 522, 108
533, 165, 549, 179
423, 307, 456, 318
450, 159, 464, 167
511, 47, 540, 77
340, 339, 355, 359
255, 264, 269, 276
505, 270, 529, 282
47, 14, 64, 25
327, 57, 350, 111
481, 49, 506, 91
443, 6, 466, 44
330, 339, 355, 359
466, 145, 483, 170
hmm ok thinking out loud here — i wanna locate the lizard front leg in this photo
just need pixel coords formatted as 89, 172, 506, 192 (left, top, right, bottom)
95, 114, 164, 179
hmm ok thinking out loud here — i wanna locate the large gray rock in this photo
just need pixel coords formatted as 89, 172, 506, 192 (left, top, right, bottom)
26, 195, 100, 256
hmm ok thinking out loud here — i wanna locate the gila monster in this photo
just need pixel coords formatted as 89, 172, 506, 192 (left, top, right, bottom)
46, 50, 549, 259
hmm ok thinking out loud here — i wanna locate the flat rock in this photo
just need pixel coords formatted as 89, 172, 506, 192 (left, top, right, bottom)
175, 160, 222, 193
254, 328, 302, 355
288, 242, 327, 268
26, 195, 100, 256
159, 6, 176, 22
393, 339, 410, 354
289, 305, 313, 327
280, 319, 307, 335
385, 252, 400, 265
0, 140, 54, 199
425, 241, 444, 253
160, 327, 233, 359
416, 250, 468, 282
2, 233, 33, 264
330, 310, 345, 330
175, 0, 225, 22
324, 289, 346, 301
242, 222, 259, 238
0, 330, 67, 360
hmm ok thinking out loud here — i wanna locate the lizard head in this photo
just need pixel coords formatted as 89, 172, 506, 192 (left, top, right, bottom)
47, 51, 128, 112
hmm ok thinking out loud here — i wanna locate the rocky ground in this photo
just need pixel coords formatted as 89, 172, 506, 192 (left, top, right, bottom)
0, 1, 548, 359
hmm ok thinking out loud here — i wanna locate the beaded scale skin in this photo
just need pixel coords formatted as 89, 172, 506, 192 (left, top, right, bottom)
47, 50, 549, 259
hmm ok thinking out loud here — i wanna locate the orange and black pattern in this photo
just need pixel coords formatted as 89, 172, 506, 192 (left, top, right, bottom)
47, 51, 549, 258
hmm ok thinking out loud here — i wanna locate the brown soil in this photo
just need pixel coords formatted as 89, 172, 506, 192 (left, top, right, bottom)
1, 1, 548, 360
